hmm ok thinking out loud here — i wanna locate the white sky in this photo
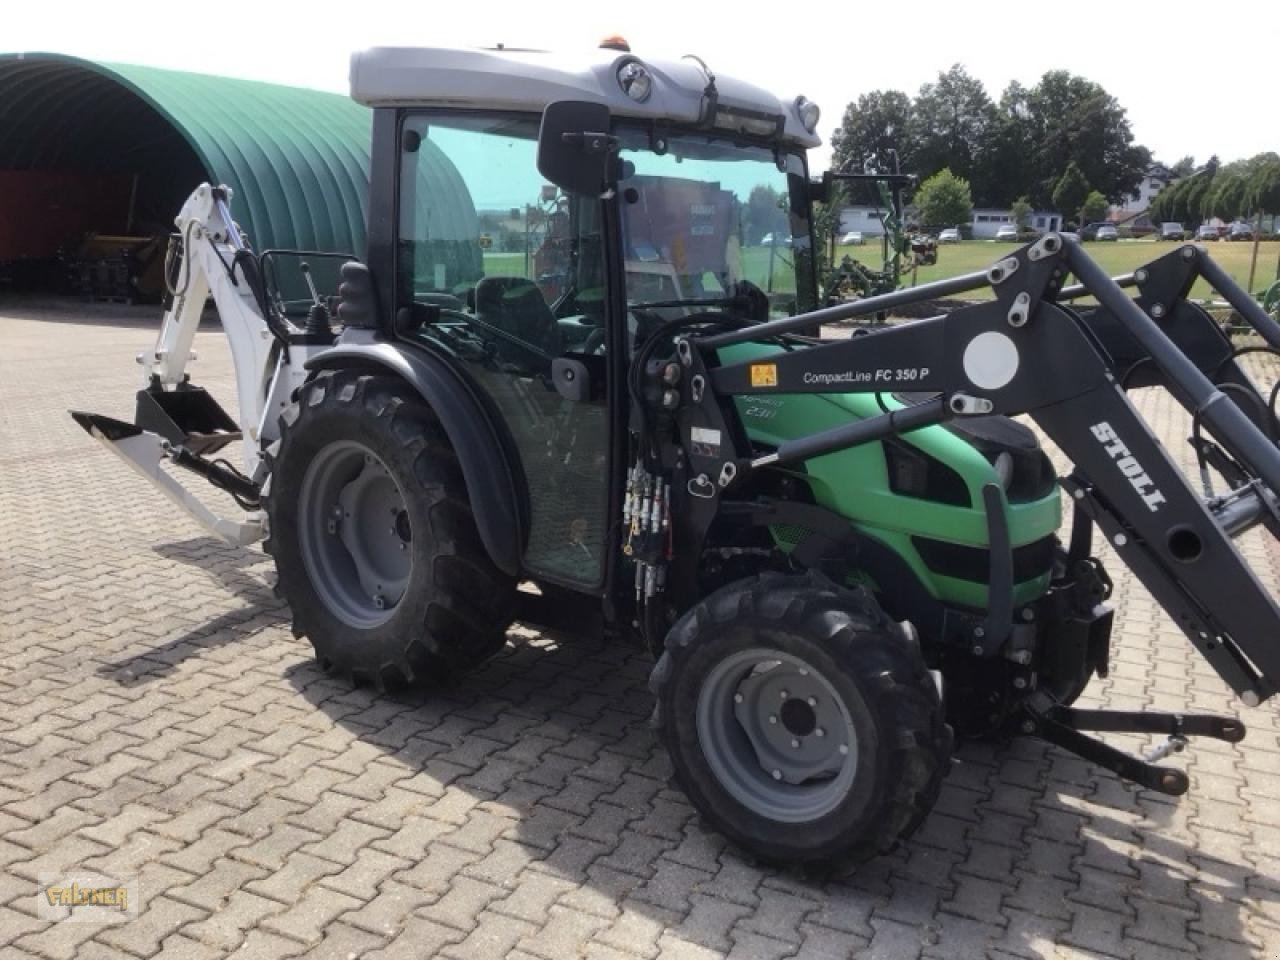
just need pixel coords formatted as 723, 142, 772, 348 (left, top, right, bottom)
7, 0, 1277, 173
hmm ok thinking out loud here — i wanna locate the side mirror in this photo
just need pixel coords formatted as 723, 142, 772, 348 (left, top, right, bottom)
538, 101, 616, 196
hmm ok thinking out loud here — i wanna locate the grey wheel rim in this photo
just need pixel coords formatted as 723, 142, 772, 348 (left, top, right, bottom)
297, 441, 412, 629
696, 648, 858, 823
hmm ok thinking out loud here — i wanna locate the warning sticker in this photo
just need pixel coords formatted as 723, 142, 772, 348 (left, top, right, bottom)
750, 363, 778, 388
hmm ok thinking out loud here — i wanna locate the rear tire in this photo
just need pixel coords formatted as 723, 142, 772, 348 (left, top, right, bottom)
651, 571, 951, 868
264, 369, 515, 690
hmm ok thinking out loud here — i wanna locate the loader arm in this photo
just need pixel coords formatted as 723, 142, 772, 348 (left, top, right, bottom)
664, 234, 1280, 706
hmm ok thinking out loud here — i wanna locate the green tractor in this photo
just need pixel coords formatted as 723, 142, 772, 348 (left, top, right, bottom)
75, 45, 1280, 869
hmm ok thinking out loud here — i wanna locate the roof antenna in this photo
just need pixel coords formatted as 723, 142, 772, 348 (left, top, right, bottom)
682, 54, 718, 126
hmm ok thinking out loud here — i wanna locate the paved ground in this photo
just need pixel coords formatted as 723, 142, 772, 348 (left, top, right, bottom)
3, 300, 1280, 959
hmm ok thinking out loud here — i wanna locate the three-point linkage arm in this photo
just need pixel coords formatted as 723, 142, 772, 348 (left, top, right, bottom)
669, 234, 1280, 707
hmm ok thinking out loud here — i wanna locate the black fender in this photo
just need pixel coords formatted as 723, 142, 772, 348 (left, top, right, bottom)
305, 340, 527, 576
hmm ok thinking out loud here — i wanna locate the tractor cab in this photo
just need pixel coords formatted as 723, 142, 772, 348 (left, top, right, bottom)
350, 44, 1057, 617
349, 46, 825, 590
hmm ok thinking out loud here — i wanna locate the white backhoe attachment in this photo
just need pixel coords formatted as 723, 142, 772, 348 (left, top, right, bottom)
70, 183, 339, 546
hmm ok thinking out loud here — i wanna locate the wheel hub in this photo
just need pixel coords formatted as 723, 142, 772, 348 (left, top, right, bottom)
731, 658, 852, 786
298, 441, 412, 628
696, 648, 859, 823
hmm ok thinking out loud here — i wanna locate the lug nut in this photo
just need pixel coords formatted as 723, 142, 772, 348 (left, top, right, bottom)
807, 697, 817, 707
768, 715, 778, 725
791, 738, 800, 749
815, 727, 825, 738
838, 744, 849, 755
771, 769, 782, 780
780, 690, 788, 699
733, 693, 743, 704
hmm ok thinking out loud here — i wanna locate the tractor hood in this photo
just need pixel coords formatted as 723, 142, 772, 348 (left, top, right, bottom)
349, 46, 821, 150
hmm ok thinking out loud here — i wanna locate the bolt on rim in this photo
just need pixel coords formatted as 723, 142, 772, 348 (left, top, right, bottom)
696, 648, 858, 823
297, 440, 412, 628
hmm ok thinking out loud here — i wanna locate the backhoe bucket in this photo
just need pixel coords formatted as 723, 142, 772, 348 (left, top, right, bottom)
133, 382, 240, 456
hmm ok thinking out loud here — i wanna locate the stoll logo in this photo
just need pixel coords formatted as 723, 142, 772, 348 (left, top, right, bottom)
1090, 422, 1167, 512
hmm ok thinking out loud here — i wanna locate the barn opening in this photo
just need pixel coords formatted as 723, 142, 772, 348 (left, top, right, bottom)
0, 54, 372, 303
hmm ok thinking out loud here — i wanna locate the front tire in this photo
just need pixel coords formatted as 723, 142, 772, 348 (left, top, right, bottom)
264, 370, 515, 690
651, 572, 951, 868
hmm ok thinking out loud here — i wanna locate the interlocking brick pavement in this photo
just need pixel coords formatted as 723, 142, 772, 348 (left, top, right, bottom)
3, 299, 1280, 958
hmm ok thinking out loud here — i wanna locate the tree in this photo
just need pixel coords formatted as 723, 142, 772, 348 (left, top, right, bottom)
915, 169, 973, 229
1052, 163, 1091, 224
909, 66, 996, 195
976, 83, 1037, 207
1010, 196, 1033, 230
830, 90, 914, 175
1149, 157, 1219, 226
744, 185, 787, 244
1204, 172, 1249, 223
1248, 161, 1280, 217
1080, 190, 1110, 225
1170, 156, 1197, 178
1015, 71, 1151, 206
1183, 156, 1219, 226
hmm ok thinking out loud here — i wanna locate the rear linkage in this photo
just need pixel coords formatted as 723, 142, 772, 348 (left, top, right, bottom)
651, 234, 1280, 796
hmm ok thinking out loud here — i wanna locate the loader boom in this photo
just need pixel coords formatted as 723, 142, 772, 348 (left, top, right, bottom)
666, 234, 1280, 705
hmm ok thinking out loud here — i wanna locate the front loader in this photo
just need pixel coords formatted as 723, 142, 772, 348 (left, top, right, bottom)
70, 44, 1280, 868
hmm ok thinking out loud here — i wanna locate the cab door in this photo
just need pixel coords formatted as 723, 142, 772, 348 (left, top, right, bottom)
394, 111, 612, 587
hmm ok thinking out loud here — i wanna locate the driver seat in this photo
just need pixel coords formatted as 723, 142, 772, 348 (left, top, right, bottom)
474, 277, 563, 372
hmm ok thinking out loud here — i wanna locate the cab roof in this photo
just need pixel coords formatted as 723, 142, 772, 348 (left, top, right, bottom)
349, 46, 821, 150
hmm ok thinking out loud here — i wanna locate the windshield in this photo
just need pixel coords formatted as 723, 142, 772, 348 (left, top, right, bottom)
616, 129, 817, 320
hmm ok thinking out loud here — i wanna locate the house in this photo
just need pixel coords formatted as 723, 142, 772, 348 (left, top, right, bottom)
837, 205, 890, 238
970, 209, 1063, 239
1111, 162, 1176, 222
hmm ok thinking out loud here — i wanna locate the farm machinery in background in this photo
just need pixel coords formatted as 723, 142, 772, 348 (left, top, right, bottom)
1264, 278, 1280, 322
825, 165, 937, 307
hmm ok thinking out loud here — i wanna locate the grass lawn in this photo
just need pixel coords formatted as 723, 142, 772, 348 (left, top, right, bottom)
486, 241, 1280, 304
839, 239, 1280, 302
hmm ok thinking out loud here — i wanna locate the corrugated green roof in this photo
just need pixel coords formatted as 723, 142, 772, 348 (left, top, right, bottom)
0, 53, 372, 254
